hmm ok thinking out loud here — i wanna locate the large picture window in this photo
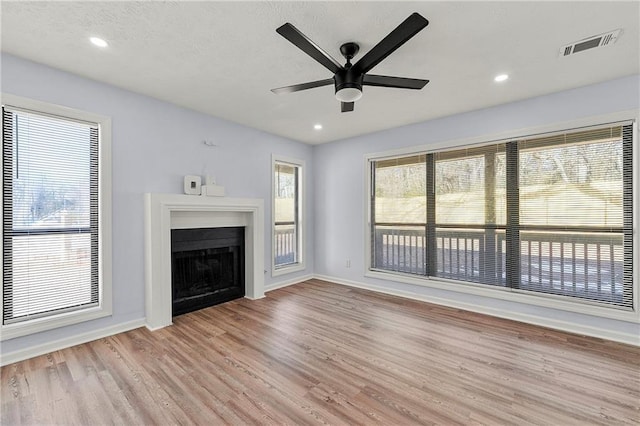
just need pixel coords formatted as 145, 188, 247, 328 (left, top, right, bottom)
370, 123, 634, 310
2, 95, 111, 338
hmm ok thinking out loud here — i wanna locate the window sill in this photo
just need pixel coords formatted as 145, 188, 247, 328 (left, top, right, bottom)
1, 305, 112, 341
272, 262, 305, 278
365, 269, 639, 323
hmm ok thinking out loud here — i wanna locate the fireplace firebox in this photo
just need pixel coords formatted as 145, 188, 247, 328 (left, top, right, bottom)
171, 227, 245, 316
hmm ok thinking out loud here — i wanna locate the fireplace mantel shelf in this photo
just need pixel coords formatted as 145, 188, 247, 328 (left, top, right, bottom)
144, 193, 265, 330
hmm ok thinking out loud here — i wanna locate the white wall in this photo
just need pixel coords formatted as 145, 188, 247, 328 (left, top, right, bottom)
313, 74, 640, 344
1, 53, 314, 356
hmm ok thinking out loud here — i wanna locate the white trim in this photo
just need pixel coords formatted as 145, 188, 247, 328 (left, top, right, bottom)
363, 110, 640, 324
1, 306, 113, 341
144, 194, 265, 331
0, 93, 113, 340
363, 152, 373, 287
271, 155, 306, 277
265, 274, 314, 293
272, 263, 306, 277
314, 274, 640, 347
365, 269, 639, 323
0, 318, 145, 367
633, 117, 639, 319
1, 93, 112, 126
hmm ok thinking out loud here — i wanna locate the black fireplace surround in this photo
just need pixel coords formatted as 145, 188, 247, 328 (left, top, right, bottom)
171, 227, 245, 316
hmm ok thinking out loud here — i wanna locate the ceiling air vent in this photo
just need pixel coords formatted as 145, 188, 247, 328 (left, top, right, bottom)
560, 29, 622, 57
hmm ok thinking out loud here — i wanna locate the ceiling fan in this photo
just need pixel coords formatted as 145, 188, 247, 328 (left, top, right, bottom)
271, 13, 430, 113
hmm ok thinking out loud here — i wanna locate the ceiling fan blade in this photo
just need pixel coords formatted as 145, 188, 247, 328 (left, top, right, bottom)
353, 13, 428, 74
276, 23, 343, 74
271, 78, 334, 94
363, 74, 429, 90
341, 102, 354, 113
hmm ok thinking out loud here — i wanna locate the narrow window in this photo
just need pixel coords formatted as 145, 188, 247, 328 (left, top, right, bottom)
273, 158, 303, 273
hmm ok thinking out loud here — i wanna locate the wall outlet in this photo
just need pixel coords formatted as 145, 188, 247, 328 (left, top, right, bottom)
346, 259, 351, 268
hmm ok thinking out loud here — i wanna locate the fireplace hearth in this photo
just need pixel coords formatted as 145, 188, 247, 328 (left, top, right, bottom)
171, 227, 244, 316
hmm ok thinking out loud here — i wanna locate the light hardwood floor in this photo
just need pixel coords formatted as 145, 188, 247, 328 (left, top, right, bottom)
2, 279, 639, 425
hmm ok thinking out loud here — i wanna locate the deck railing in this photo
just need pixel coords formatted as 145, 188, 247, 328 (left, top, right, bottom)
435, 229, 489, 283
373, 224, 624, 304
274, 222, 296, 266
373, 226, 426, 275
503, 231, 623, 304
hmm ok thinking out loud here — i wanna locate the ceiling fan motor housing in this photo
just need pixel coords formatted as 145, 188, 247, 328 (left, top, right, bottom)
334, 68, 363, 93
335, 42, 363, 93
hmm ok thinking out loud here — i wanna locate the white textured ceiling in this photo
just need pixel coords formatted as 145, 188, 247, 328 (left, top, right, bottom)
1, 1, 638, 144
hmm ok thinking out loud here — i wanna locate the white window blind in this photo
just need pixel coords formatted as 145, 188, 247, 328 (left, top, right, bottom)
514, 126, 631, 307
371, 155, 427, 274
2, 106, 99, 324
434, 145, 506, 285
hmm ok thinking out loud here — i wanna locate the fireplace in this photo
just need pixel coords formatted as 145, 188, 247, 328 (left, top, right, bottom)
144, 194, 264, 330
171, 227, 245, 316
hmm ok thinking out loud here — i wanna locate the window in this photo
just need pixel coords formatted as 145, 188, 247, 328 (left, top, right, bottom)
370, 122, 634, 312
272, 157, 304, 275
434, 145, 506, 285
516, 127, 631, 306
372, 155, 426, 275
2, 95, 111, 339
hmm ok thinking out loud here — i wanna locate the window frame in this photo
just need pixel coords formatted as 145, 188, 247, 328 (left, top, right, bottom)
364, 111, 639, 323
1, 93, 112, 340
271, 155, 305, 277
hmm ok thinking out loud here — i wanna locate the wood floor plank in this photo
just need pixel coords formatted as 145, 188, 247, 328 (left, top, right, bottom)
2, 279, 639, 425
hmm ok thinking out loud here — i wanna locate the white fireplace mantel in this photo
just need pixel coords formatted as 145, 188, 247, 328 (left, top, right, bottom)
144, 193, 265, 330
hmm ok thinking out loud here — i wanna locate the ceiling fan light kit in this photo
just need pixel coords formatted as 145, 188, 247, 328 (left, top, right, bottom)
335, 87, 362, 102
272, 13, 430, 113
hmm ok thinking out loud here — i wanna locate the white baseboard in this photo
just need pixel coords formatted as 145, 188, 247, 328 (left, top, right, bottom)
314, 274, 640, 347
0, 318, 146, 367
265, 274, 314, 293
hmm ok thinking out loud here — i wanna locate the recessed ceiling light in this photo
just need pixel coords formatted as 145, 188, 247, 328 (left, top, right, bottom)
313, 124, 323, 130
89, 37, 108, 48
494, 74, 509, 82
